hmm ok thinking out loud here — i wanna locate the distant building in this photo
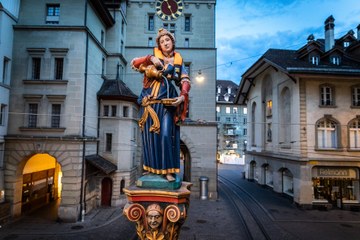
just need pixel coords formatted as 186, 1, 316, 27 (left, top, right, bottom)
236, 16, 360, 210
216, 80, 247, 164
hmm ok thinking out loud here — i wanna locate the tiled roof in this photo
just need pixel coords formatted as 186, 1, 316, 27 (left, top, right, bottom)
97, 80, 138, 102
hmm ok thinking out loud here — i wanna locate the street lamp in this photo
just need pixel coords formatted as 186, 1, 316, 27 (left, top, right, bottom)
195, 70, 204, 83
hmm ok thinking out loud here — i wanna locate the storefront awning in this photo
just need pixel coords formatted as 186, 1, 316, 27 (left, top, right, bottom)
85, 154, 117, 174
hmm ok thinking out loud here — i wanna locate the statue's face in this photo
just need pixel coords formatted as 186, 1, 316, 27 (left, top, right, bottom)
147, 210, 163, 229
159, 35, 173, 55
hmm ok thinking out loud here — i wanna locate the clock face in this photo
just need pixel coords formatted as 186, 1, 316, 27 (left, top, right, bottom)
156, 0, 184, 21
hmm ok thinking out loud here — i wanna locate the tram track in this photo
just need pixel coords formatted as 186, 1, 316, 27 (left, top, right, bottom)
218, 174, 298, 240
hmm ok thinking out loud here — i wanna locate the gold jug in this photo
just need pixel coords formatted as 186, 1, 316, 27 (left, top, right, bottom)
139, 64, 163, 80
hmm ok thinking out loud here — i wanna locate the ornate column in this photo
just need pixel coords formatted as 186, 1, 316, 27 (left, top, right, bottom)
123, 174, 192, 240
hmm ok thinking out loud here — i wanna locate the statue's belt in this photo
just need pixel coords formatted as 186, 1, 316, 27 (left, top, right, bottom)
138, 98, 176, 134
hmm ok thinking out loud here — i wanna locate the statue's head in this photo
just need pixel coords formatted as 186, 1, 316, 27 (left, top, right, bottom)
156, 28, 176, 53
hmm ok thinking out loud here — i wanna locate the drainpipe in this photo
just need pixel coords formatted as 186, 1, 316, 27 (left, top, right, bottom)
79, 0, 89, 222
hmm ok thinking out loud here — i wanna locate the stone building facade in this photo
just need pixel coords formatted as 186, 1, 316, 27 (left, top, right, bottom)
236, 16, 360, 210
1, 0, 217, 222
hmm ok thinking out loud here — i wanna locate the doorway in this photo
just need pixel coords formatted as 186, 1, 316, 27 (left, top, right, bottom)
101, 177, 112, 207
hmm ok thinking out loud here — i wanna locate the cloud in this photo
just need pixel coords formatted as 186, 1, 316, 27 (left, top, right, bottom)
216, 0, 360, 84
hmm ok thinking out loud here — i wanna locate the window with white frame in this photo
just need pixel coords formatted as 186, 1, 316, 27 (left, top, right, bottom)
352, 86, 360, 107
225, 107, 231, 114
320, 85, 334, 106
349, 118, 360, 149
316, 118, 338, 149
331, 56, 340, 65
233, 107, 238, 114
311, 56, 319, 65
46, 4, 60, 24
344, 41, 350, 47
216, 106, 220, 113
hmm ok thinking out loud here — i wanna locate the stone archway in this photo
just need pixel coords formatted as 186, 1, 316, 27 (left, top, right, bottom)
21, 153, 62, 214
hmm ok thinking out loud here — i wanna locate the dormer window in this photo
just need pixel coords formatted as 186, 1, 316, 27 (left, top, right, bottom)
224, 95, 229, 102
217, 86, 221, 94
331, 56, 340, 65
311, 56, 319, 65
344, 41, 350, 48
227, 87, 231, 94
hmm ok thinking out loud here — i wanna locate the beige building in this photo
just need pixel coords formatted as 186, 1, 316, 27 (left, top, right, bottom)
236, 16, 360, 210
2, 0, 217, 223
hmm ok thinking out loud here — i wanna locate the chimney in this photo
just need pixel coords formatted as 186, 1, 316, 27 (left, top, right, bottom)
324, 15, 335, 51
357, 24, 360, 40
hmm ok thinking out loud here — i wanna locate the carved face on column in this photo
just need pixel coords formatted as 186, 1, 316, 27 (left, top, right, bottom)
146, 204, 163, 229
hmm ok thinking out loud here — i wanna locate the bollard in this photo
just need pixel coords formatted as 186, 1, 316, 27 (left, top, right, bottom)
199, 176, 209, 200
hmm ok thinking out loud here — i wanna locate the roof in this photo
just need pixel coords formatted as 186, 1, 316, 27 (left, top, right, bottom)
216, 80, 239, 103
85, 154, 117, 174
97, 80, 138, 102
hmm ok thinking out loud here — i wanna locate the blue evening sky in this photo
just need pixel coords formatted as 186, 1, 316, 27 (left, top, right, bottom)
215, 0, 360, 84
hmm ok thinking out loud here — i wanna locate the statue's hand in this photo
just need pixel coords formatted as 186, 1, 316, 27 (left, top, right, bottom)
150, 56, 164, 70
172, 96, 184, 107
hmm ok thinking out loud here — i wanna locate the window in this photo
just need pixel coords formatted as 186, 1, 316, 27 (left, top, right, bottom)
102, 57, 105, 76
51, 104, 61, 128
121, 40, 124, 54
148, 14, 155, 31
224, 95, 229, 101
216, 106, 220, 113
184, 38, 189, 48
344, 41, 350, 47
331, 56, 340, 65
105, 133, 112, 152
54, 58, 64, 80
121, 20, 125, 35
28, 103, 38, 128
243, 129, 247, 136
103, 105, 109, 116
184, 15, 191, 32
349, 118, 360, 149
233, 107, 238, 114
311, 56, 319, 65
148, 37, 153, 47
225, 107, 231, 114
227, 87, 231, 94
32, 57, 41, 80
163, 23, 175, 34
317, 118, 338, 149
243, 118, 247, 125
46, 4, 60, 24
226, 117, 231, 122
184, 63, 190, 77
101, 30, 104, 45
217, 86, 221, 94
111, 105, 117, 117
123, 106, 129, 117
243, 107, 247, 114
352, 86, 360, 107
0, 104, 6, 125
0, 143, 4, 169
2, 57, 10, 84
266, 100, 272, 117
320, 85, 334, 106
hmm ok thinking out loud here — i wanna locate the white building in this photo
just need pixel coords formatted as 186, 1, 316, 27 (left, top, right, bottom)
236, 16, 360, 210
